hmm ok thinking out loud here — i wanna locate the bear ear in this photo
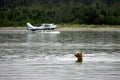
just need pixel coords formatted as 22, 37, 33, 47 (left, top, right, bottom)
76, 51, 82, 54
76, 51, 79, 53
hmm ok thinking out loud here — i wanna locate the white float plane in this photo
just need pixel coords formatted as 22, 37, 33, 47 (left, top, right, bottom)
27, 22, 57, 31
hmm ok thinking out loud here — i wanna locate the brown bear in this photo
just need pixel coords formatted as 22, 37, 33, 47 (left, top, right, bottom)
74, 51, 83, 62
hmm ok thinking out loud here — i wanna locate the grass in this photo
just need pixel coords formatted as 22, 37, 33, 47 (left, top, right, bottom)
58, 24, 120, 28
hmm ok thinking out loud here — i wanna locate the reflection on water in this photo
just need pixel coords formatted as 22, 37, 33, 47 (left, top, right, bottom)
27, 31, 59, 42
0, 30, 120, 80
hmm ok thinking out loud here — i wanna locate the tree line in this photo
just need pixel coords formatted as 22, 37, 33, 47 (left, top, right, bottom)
0, 0, 120, 27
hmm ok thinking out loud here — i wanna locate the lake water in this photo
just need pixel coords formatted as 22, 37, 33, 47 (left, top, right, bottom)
0, 30, 120, 80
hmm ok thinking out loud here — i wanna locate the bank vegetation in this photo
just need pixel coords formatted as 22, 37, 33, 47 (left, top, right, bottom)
0, 0, 120, 27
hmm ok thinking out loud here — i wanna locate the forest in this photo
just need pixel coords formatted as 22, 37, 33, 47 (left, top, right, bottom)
0, 0, 120, 27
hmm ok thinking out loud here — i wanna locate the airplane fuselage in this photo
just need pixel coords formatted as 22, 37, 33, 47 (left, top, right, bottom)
27, 22, 57, 31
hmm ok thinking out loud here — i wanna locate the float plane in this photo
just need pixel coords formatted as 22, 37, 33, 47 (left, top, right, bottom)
27, 22, 57, 31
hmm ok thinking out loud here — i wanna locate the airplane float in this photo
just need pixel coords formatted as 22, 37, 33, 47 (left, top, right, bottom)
27, 22, 57, 31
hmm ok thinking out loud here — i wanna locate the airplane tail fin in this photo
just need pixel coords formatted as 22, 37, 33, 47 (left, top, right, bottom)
27, 22, 34, 30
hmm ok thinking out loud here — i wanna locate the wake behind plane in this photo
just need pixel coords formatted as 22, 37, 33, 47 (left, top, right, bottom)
27, 22, 57, 31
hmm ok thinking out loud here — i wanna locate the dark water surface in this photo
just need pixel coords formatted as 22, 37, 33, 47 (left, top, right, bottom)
0, 30, 120, 80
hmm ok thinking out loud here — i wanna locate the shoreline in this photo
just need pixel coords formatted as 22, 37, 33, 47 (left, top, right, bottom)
0, 27, 120, 31
57, 28, 120, 31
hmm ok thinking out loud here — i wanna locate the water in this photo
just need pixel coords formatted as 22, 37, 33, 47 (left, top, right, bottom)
0, 30, 120, 80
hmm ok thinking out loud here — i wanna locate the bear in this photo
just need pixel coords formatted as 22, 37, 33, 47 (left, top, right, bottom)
74, 51, 83, 62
